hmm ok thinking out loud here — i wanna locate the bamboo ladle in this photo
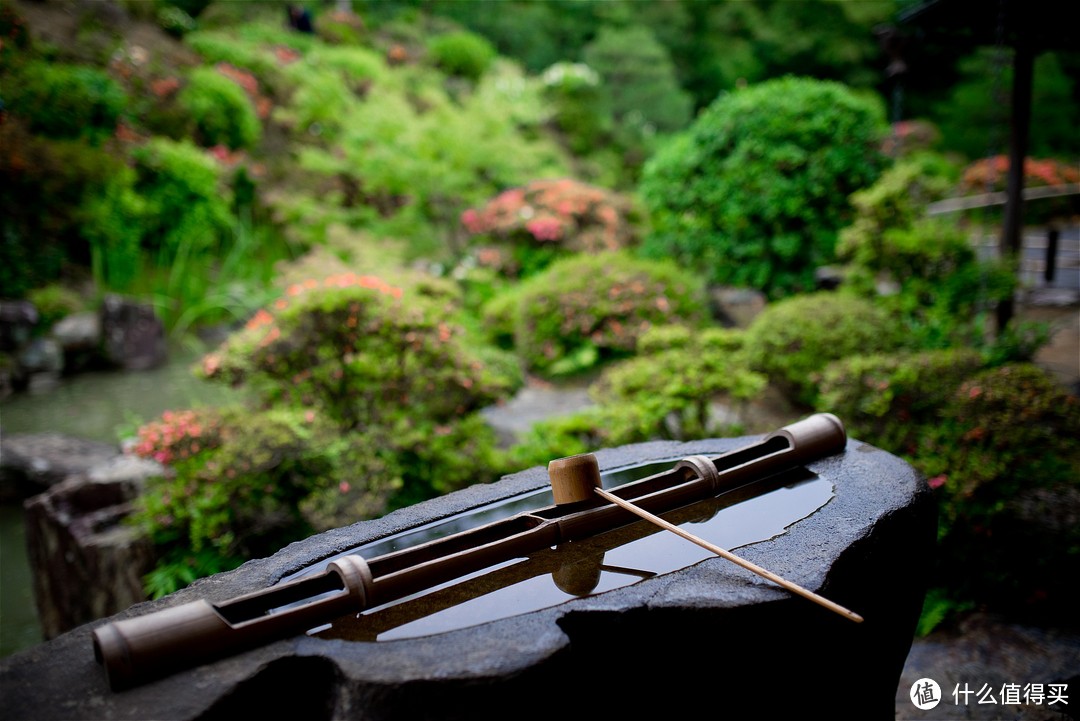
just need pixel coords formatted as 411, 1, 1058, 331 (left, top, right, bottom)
548, 452, 864, 624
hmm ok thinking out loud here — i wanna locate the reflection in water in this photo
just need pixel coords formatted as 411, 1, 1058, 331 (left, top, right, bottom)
312, 467, 832, 642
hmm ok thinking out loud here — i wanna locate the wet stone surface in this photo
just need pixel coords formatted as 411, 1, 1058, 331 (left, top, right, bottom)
0, 432, 932, 721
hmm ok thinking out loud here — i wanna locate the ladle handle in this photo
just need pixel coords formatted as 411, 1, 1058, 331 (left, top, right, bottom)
593, 487, 863, 624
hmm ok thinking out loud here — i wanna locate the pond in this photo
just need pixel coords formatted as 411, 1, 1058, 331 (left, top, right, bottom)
0, 341, 242, 444
0, 340, 244, 658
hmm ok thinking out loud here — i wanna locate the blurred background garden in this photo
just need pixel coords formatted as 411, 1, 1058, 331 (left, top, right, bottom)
0, 0, 1077, 662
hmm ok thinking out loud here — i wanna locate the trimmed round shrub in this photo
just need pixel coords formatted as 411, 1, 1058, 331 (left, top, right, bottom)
640, 76, 889, 298
202, 272, 522, 429
506, 325, 767, 469
743, 291, 902, 406
590, 325, 767, 440
427, 30, 497, 82
178, 66, 262, 150
484, 251, 707, 376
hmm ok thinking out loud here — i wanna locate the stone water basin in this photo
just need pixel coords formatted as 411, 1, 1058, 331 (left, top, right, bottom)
0, 431, 933, 721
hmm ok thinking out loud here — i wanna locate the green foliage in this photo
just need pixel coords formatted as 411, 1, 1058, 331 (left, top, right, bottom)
177, 66, 262, 150
640, 76, 889, 298
130, 406, 347, 592
0, 121, 127, 296
143, 548, 241, 600
81, 166, 147, 292
127, 276, 523, 589
427, 30, 497, 82
484, 252, 707, 376
915, 364, 1080, 624
591, 325, 766, 440
541, 62, 611, 156
4, 61, 127, 144
289, 60, 569, 256
185, 29, 280, 77
506, 325, 766, 469
582, 25, 693, 137
130, 137, 233, 258
743, 291, 903, 406
158, 5, 197, 38
817, 348, 986, 452
837, 157, 1019, 350
935, 50, 1080, 159
201, 275, 521, 430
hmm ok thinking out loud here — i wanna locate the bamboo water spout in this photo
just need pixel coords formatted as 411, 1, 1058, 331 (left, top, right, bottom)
93, 413, 848, 691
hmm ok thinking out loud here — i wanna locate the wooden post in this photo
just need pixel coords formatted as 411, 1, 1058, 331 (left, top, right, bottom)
998, 36, 1034, 331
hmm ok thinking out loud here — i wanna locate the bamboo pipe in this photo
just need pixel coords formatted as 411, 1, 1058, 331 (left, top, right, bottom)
547, 453, 864, 624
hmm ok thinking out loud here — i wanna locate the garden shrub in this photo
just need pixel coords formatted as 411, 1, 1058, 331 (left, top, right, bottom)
640, 76, 889, 298
130, 137, 233, 258
289, 61, 568, 250
507, 325, 766, 470
541, 62, 611, 156
816, 348, 985, 453
130, 406, 366, 597
135, 276, 522, 593
427, 30, 496, 82
461, 178, 641, 277
581, 24, 693, 137
81, 165, 147, 291
484, 252, 707, 376
590, 325, 767, 441
4, 61, 127, 144
185, 30, 280, 78
837, 157, 1019, 350
0, 121, 127, 295
957, 154, 1080, 224
202, 273, 521, 429
742, 291, 903, 406
915, 364, 1080, 625
178, 66, 263, 150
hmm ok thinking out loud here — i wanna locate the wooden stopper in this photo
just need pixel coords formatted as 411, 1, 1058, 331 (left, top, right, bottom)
548, 453, 601, 505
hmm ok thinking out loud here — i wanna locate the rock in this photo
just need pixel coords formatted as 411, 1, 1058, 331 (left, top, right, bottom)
709, 286, 768, 328
15, 337, 63, 376
0, 433, 119, 501
22, 454, 165, 639
100, 295, 167, 371
0, 429, 934, 721
815, 265, 845, 290
51, 311, 102, 353
0, 300, 38, 352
